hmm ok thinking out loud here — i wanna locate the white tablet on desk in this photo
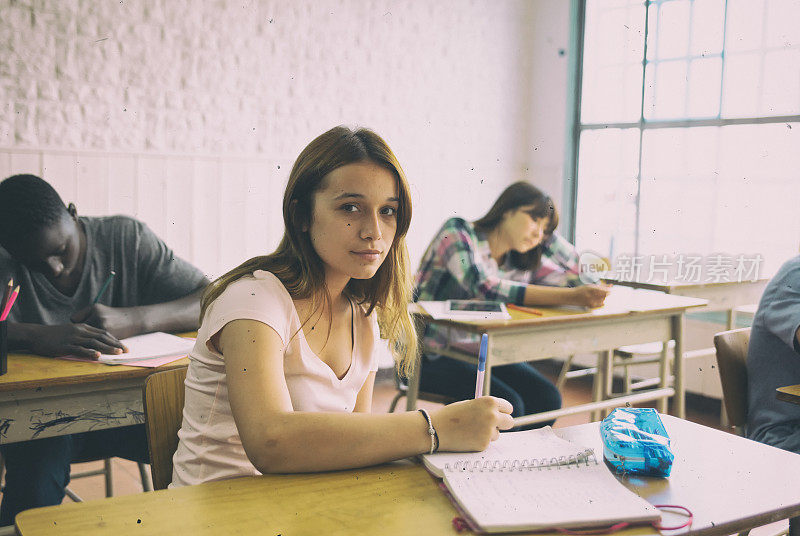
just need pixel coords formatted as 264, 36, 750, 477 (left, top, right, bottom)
446, 300, 510, 320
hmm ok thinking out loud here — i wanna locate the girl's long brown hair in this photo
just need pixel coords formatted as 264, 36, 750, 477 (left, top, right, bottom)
474, 181, 559, 271
201, 126, 418, 376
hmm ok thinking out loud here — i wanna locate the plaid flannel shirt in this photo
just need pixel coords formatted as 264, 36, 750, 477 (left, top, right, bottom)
413, 217, 582, 352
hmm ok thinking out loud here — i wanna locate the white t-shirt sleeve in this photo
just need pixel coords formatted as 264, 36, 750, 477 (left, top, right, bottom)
201, 271, 295, 355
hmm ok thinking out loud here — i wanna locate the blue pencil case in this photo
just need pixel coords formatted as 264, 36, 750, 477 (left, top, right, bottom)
600, 407, 674, 477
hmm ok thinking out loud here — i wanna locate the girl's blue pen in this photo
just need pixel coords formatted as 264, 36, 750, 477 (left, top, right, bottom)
474, 333, 488, 398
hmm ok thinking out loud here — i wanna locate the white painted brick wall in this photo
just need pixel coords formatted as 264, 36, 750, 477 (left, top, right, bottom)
0, 0, 573, 268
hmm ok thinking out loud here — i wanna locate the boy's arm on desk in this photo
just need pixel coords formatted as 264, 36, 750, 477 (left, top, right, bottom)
7, 322, 127, 358
71, 283, 210, 339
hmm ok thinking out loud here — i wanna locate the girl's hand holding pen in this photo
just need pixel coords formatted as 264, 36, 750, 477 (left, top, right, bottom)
431, 397, 514, 452
569, 284, 611, 308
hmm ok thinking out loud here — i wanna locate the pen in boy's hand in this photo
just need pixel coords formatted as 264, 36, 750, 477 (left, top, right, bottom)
93, 271, 116, 305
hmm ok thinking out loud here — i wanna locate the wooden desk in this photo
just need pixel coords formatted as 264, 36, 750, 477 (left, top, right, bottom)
0, 353, 188, 445
607, 278, 768, 331
15, 415, 800, 536
777, 384, 800, 405
412, 288, 706, 425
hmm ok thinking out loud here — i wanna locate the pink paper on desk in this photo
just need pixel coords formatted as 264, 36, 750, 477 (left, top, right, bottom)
58, 333, 196, 368
58, 353, 189, 368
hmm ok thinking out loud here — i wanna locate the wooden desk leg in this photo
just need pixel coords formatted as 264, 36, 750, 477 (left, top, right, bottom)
672, 314, 686, 419
657, 340, 669, 414
790, 515, 800, 536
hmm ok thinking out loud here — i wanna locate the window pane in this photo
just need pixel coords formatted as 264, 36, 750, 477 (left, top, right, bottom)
761, 49, 800, 115
581, 1, 645, 123
690, 0, 725, 57
721, 52, 761, 117
764, 0, 800, 50
725, 0, 766, 53
687, 57, 722, 117
639, 128, 720, 256
644, 60, 688, 119
575, 129, 640, 258
716, 123, 800, 275
635, 125, 799, 275
654, 0, 691, 60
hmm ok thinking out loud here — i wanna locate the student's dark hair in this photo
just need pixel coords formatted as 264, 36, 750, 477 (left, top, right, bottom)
201, 126, 418, 376
473, 181, 559, 271
0, 174, 69, 254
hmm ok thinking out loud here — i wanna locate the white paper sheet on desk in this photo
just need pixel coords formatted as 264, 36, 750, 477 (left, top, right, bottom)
417, 301, 511, 321
97, 332, 195, 364
595, 286, 698, 315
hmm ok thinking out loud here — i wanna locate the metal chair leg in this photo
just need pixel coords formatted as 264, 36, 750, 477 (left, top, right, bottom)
388, 392, 404, 413
139, 463, 153, 492
64, 487, 83, 502
556, 355, 575, 390
104, 458, 114, 497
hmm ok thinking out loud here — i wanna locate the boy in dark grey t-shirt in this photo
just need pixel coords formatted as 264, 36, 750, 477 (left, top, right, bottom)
0, 174, 210, 526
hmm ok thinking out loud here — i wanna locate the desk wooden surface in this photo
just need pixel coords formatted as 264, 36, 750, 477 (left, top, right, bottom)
777, 384, 800, 405
414, 287, 707, 333
606, 277, 768, 313
0, 353, 188, 392
0, 334, 193, 445
412, 288, 707, 421
15, 415, 800, 536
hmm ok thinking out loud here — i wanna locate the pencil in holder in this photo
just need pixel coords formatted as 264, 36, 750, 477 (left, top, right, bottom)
0, 320, 7, 375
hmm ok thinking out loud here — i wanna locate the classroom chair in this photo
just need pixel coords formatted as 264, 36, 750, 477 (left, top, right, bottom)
142, 367, 187, 490
713, 328, 790, 536
713, 327, 751, 436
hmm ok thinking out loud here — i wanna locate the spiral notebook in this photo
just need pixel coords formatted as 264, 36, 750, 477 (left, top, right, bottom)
422, 427, 660, 534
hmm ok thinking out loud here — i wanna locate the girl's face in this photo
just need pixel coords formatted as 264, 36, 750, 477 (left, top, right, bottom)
503, 206, 549, 253
308, 161, 400, 289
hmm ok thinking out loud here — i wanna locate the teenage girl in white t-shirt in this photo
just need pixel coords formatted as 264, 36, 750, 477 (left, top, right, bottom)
170, 126, 514, 487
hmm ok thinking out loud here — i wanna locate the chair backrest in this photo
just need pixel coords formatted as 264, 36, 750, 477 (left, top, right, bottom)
713, 327, 751, 431
142, 366, 188, 490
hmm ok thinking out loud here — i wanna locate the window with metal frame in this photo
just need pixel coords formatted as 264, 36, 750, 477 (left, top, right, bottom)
569, 0, 800, 279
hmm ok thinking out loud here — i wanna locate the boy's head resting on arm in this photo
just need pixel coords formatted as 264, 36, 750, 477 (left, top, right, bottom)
202, 126, 418, 375
0, 174, 85, 288
474, 181, 558, 271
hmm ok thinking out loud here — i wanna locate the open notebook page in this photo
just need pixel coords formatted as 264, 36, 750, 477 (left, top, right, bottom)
443, 458, 660, 533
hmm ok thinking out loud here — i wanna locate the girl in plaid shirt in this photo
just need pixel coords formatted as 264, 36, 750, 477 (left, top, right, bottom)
413, 182, 610, 424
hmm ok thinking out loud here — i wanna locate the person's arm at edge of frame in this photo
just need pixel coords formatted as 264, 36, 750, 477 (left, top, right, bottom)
220, 319, 515, 474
